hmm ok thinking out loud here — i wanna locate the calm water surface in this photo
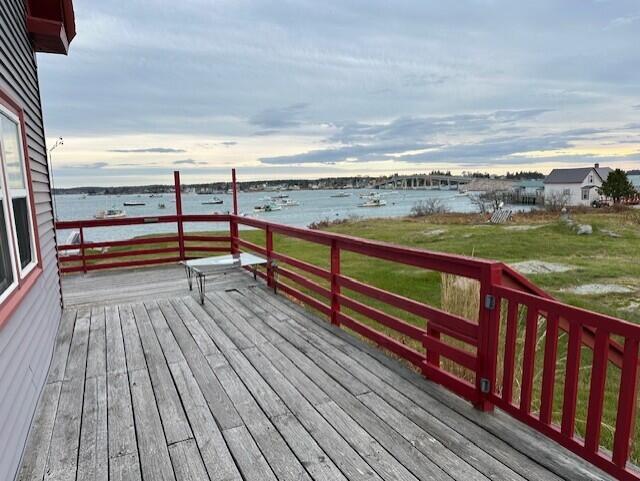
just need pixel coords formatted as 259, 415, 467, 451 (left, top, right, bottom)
55, 189, 531, 243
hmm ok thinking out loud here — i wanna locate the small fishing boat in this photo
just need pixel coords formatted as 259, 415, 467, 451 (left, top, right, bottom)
358, 198, 387, 208
272, 193, 289, 199
202, 197, 223, 205
275, 198, 299, 207
253, 204, 282, 213
359, 191, 379, 199
330, 192, 351, 198
123, 201, 145, 206
94, 208, 127, 219
158, 203, 166, 209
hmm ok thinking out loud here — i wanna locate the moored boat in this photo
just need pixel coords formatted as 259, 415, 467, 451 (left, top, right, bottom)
94, 208, 127, 219
358, 198, 387, 208
253, 203, 282, 213
202, 197, 223, 205
123, 201, 145, 206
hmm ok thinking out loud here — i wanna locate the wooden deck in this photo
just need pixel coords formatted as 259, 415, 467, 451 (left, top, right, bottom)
18, 266, 612, 481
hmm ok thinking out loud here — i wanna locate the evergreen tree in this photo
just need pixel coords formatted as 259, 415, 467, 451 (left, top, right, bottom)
598, 169, 636, 203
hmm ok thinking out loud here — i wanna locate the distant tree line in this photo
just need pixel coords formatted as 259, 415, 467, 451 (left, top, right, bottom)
504, 171, 545, 180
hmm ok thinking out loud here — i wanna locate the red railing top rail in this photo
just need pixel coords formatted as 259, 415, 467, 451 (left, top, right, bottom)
231, 214, 497, 280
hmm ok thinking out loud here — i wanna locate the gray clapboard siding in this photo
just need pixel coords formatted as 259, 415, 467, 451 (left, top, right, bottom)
0, 0, 63, 480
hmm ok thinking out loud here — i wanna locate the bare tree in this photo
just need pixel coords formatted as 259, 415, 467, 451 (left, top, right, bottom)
544, 191, 570, 212
469, 190, 507, 214
410, 198, 449, 217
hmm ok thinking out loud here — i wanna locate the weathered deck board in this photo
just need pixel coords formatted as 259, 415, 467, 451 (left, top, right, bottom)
16, 266, 616, 481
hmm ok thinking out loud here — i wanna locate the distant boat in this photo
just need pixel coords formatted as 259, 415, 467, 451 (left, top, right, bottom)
272, 193, 289, 199
253, 204, 282, 213
123, 201, 145, 206
275, 198, 299, 207
358, 198, 387, 208
158, 203, 166, 209
359, 191, 379, 199
95, 208, 127, 219
202, 197, 223, 205
330, 192, 351, 198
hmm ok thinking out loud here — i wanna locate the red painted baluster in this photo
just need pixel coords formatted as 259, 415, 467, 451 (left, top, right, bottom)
520, 306, 539, 414
612, 338, 639, 468
585, 329, 610, 453
502, 300, 518, 405
426, 324, 441, 368
79, 226, 86, 274
330, 240, 340, 326
266, 226, 273, 288
561, 321, 582, 437
539, 312, 560, 424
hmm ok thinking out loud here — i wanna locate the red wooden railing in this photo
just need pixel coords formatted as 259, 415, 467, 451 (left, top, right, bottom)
54, 171, 640, 480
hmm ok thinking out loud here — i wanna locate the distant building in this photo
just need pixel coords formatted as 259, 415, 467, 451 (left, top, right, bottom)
543, 164, 611, 206
629, 174, 640, 191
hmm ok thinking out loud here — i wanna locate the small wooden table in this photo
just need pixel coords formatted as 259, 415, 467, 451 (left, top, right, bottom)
182, 253, 268, 304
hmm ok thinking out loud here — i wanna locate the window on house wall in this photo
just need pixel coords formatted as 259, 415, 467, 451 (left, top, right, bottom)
0, 162, 16, 299
0, 102, 37, 302
582, 189, 589, 200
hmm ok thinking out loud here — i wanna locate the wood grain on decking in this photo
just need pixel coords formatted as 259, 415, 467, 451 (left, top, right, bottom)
17, 267, 614, 481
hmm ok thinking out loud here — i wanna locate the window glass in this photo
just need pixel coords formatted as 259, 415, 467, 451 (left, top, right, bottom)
0, 115, 25, 191
0, 111, 33, 271
0, 164, 14, 296
12, 197, 31, 268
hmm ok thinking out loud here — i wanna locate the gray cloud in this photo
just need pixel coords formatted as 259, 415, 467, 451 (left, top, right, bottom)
249, 103, 309, 129
219, 141, 237, 147
108, 147, 186, 153
261, 142, 438, 165
58, 162, 109, 169
173, 159, 207, 165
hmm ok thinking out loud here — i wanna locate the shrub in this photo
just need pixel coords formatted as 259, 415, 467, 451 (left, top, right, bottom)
410, 199, 450, 217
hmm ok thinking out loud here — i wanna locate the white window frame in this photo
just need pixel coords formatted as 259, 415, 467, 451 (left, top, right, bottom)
0, 161, 18, 305
581, 188, 590, 201
0, 102, 38, 283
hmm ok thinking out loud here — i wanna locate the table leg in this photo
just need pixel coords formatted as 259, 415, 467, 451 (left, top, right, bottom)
185, 265, 193, 291
197, 273, 205, 305
253, 265, 257, 280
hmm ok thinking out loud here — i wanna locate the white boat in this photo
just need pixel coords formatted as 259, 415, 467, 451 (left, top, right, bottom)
253, 204, 282, 213
275, 198, 299, 207
358, 198, 387, 208
94, 208, 127, 219
202, 197, 223, 205
123, 201, 145, 206
359, 191, 379, 198
330, 192, 351, 198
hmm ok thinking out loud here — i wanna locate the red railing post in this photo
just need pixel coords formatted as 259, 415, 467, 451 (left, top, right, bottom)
230, 169, 240, 254
330, 240, 340, 326
79, 226, 86, 274
266, 226, 274, 287
475, 262, 502, 411
174, 171, 185, 260
231, 168, 238, 215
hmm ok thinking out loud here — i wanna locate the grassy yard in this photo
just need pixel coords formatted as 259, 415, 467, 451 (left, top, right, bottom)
65, 208, 640, 463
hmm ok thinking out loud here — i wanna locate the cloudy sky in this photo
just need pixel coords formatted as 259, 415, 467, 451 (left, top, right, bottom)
39, 0, 640, 187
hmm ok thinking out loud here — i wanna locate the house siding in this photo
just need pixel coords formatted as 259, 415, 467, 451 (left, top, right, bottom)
544, 169, 603, 206
0, 1, 63, 481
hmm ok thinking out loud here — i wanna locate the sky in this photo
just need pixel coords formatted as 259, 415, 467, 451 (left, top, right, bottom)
38, 0, 640, 187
